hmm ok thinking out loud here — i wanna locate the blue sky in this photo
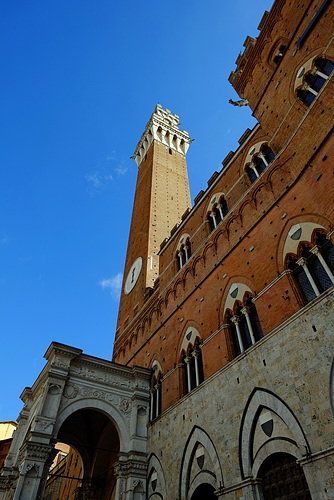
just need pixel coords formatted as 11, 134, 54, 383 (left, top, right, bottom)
1, 0, 273, 421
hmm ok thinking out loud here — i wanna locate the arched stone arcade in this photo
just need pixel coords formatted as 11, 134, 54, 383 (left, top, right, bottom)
0, 342, 151, 500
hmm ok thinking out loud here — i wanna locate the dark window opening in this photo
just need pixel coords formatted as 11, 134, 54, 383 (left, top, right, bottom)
183, 344, 204, 394
297, 57, 333, 106
177, 238, 192, 270
246, 144, 275, 184
287, 234, 334, 305
227, 298, 263, 358
208, 196, 229, 232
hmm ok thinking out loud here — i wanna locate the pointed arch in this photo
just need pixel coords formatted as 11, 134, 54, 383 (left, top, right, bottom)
174, 277, 185, 297
276, 213, 331, 272
183, 266, 194, 286
147, 453, 167, 500
239, 387, 310, 479
177, 324, 204, 394
213, 224, 229, 249
165, 288, 174, 308
179, 426, 223, 500
192, 255, 203, 272
203, 241, 216, 260
239, 197, 256, 222
149, 307, 158, 324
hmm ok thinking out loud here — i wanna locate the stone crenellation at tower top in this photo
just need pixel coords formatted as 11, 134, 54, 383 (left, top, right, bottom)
132, 103, 192, 167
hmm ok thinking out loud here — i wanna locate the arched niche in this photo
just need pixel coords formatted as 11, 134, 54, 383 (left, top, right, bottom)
239, 388, 310, 479
179, 426, 223, 500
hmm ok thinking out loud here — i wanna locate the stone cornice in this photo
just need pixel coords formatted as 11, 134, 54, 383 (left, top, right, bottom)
132, 104, 192, 167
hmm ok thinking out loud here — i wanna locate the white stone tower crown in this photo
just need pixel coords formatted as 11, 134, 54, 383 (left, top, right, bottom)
132, 103, 192, 167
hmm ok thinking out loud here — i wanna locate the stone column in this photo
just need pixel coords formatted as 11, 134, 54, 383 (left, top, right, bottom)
184, 245, 189, 261
258, 151, 269, 167
251, 163, 260, 178
154, 384, 160, 417
297, 257, 320, 296
192, 350, 200, 387
114, 460, 127, 500
149, 388, 154, 421
209, 212, 217, 229
241, 307, 256, 345
216, 203, 224, 220
178, 251, 183, 269
184, 356, 192, 392
231, 315, 244, 353
12, 442, 56, 500
311, 245, 334, 284
114, 456, 148, 500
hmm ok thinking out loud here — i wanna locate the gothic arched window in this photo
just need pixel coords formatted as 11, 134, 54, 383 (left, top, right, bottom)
150, 362, 163, 421
245, 144, 275, 184
182, 340, 204, 394
226, 296, 263, 358
208, 196, 229, 232
177, 237, 191, 270
287, 231, 334, 305
296, 57, 334, 106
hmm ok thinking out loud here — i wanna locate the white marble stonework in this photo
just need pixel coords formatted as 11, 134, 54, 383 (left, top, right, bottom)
132, 103, 192, 167
0, 343, 151, 500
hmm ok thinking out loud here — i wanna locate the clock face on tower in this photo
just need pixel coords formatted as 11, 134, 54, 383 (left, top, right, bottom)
124, 257, 143, 295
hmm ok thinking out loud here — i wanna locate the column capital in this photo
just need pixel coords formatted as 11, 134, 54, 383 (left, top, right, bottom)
231, 315, 240, 325
310, 245, 320, 256
296, 256, 307, 267
241, 306, 251, 316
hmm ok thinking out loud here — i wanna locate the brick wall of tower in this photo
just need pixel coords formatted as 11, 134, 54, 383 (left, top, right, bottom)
148, 141, 191, 288
114, 139, 191, 348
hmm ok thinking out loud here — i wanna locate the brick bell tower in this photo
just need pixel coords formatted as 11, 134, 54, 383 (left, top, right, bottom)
114, 104, 192, 349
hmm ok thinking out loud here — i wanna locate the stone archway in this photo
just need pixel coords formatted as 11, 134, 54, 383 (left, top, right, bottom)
191, 483, 218, 500
0, 342, 151, 500
258, 452, 311, 500
239, 388, 310, 479
179, 426, 223, 500
56, 408, 120, 499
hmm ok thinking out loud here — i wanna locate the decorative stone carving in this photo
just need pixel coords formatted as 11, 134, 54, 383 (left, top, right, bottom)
48, 384, 61, 395
19, 442, 54, 463
63, 383, 79, 399
25, 463, 40, 475
120, 398, 131, 413
2, 342, 151, 500
133, 479, 144, 488
0, 473, 18, 492
80, 386, 115, 402
34, 417, 54, 432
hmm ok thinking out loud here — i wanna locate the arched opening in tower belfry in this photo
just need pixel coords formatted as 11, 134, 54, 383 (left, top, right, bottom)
55, 408, 120, 499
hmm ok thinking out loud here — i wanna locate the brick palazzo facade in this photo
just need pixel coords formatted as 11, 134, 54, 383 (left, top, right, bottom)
1, 1, 333, 499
